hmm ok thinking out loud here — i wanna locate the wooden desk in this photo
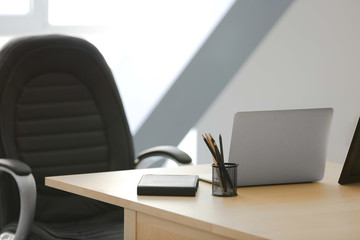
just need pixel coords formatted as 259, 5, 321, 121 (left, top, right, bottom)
45, 162, 360, 240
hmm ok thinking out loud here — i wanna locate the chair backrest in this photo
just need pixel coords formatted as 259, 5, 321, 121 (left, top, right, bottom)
0, 35, 134, 225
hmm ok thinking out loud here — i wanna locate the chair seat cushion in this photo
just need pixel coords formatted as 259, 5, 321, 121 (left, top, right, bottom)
3, 211, 124, 240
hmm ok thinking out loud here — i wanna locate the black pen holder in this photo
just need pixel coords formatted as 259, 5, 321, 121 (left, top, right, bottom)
212, 163, 238, 197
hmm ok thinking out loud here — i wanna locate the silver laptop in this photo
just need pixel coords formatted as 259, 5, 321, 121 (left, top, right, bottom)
229, 108, 333, 187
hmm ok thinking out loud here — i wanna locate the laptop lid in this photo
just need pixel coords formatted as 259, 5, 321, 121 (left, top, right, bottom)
229, 108, 333, 187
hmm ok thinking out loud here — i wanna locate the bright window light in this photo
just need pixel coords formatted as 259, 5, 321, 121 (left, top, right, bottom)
62, 0, 234, 133
0, 37, 12, 46
0, 0, 30, 15
47, 0, 234, 134
49, 0, 119, 26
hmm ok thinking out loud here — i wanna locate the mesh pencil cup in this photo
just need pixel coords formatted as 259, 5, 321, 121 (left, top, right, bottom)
212, 163, 238, 197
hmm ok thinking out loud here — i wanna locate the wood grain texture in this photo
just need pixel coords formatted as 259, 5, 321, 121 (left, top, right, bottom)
46, 162, 360, 240
124, 209, 136, 240
136, 212, 242, 240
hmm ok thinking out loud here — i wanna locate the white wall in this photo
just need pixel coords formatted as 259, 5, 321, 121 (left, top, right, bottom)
196, 0, 360, 164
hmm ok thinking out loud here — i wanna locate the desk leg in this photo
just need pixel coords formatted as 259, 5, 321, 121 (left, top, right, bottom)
124, 208, 136, 240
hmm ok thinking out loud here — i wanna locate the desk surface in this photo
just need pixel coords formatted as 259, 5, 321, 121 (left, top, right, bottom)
46, 162, 360, 240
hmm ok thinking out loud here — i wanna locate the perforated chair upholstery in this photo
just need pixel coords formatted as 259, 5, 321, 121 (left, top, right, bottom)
0, 35, 191, 240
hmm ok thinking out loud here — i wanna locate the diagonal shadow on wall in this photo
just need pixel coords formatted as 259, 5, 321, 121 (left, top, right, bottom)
134, 0, 294, 153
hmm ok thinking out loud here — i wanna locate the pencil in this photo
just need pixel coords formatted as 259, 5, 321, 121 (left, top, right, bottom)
202, 135, 217, 160
203, 134, 226, 190
212, 134, 233, 190
219, 134, 234, 189
219, 134, 224, 164
209, 134, 223, 166
209, 133, 227, 192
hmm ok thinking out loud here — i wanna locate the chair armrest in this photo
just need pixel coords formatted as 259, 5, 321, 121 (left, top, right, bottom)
0, 159, 31, 176
134, 145, 192, 167
0, 159, 36, 240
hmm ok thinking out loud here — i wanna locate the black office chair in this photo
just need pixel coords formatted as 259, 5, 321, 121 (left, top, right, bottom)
0, 35, 191, 240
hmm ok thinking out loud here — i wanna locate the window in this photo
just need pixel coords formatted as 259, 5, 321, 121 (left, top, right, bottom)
48, 0, 115, 26
0, 0, 30, 15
